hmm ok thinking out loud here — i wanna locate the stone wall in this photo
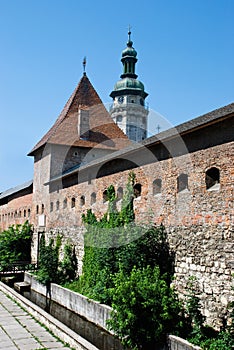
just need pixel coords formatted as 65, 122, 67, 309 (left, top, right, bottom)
168, 335, 201, 350
30, 139, 234, 328
169, 224, 234, 329
24, 272, 113, 332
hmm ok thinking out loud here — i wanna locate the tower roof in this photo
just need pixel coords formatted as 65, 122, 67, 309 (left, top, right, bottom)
110, 31, 148, 99
28, 74, 130, 156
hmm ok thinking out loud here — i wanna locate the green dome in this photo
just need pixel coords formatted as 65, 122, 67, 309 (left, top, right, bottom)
122, 41, 137, 58
114, 77, 145, 91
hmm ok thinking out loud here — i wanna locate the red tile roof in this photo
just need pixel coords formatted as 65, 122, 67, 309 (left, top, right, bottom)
28, 74, 130, 155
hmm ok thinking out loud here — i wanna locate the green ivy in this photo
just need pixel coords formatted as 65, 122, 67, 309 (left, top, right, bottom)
37, 234, 77, 286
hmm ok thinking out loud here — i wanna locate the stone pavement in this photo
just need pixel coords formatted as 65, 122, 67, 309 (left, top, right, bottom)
0, 288, 71, 350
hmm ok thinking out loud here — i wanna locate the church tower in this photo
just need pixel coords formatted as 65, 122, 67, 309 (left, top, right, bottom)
110, 30, 149, 142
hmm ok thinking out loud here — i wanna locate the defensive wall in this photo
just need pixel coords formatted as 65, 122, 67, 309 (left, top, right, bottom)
0, 104, 234, 329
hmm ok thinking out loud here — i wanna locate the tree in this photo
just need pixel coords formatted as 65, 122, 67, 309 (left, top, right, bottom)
108, 265, 183, 349
0, 221, 32, 270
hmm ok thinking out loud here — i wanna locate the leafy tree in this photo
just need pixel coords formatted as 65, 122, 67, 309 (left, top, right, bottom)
0, 221, 32, 270
107, 265, 183, 349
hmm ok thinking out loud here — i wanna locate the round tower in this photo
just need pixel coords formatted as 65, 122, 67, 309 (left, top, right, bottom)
110, 30, 149, 142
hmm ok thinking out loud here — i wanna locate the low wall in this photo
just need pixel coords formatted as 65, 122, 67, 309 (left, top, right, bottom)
24, 272, 112, 332
25, 273, 202, 350
168, 335, 201, 350
0, 281, 98, 350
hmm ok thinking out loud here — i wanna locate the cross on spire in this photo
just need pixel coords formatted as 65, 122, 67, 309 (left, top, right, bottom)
128, 25, 132, 41
83, 56, 87, 75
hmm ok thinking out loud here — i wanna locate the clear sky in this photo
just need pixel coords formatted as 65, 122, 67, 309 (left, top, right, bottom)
0, 0, 233, 193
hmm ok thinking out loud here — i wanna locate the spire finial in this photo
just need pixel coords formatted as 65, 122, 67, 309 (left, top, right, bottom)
127, 25, 133, 47
128, 25, 132, 41
83, 56, 86, 75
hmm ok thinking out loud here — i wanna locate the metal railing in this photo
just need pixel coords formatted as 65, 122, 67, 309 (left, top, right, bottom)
0, 261, 38, 275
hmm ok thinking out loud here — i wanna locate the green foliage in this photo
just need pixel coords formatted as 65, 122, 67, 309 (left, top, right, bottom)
185, 276, 205, 329
107, 265, 183, 349
37, 233, 78, 286
37, 234, 62, 285
59, 243, 78, 284
119, 171, 135, 225
66, 171, 181, 348
0, 221, 32, 270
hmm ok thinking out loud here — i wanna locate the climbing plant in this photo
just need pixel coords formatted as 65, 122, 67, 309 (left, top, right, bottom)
37, 234, 78, 286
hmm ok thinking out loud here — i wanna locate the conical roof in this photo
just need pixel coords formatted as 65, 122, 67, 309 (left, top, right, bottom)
28, 74, 130, 155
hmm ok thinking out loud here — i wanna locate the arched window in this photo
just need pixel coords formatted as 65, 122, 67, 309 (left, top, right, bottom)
28, 209, 31, 217
24, 209, 27, 217
56, 200, 60, 211
206, 167, 220, 190
117, 187, 123, 200
80, 195, 85, 206
177, 174, 188, 192
153, 179, 162, 195
134, 183, 142, 198
103, 190, 108, 203
71, 197, 76, 208
41, 204, 45, 214
91, 192, 96, 205
36, 205, 39, 215
63, 198, 67, 209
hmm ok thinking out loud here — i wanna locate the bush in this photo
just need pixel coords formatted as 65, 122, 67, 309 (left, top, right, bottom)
107, 265, 183, 349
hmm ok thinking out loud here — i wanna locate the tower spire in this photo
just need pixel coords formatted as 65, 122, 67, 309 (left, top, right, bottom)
83, 56, 87, 75
109, 30, 149, 143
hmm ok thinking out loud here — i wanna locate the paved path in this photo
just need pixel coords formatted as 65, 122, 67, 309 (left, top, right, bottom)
0, 288, 71, 350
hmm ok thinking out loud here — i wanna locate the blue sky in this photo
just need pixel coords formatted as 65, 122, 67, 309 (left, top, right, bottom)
0, 0, 233, 192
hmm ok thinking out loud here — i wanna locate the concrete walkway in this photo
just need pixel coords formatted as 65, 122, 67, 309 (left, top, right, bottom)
0, 288, 71, 350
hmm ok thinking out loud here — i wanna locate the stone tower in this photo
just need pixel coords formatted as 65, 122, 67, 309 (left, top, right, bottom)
110, 30, 149, 142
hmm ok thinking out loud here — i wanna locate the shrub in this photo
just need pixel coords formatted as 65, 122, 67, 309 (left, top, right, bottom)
107, 265, 183, 349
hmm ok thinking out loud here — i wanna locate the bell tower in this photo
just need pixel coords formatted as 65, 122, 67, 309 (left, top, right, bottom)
110, 30, 149, 142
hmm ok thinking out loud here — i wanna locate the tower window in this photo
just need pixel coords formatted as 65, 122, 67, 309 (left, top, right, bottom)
56, 201, 60, 211
206, 167, 220, 190
116, 115, 123, 123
